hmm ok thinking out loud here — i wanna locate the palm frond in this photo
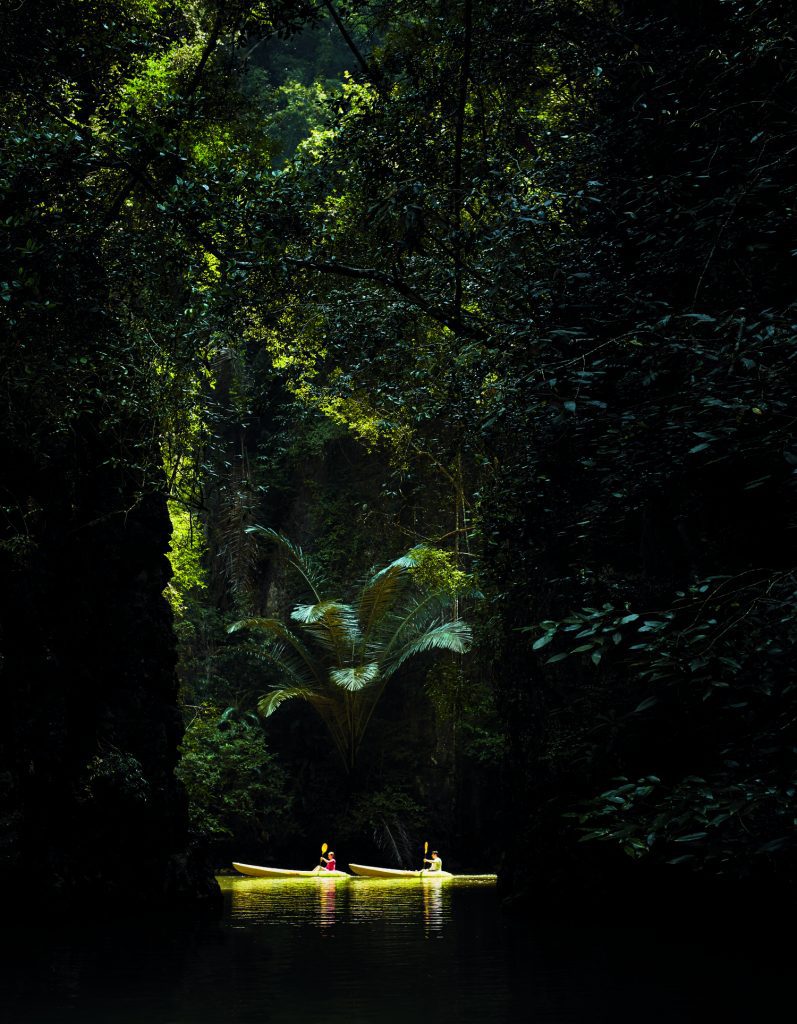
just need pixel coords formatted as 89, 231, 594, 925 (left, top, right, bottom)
245, 525, 327, 601
374, 547, 423, 573
293, 601, 363, 660
258, 686, 320, 717
383, 619, 472, 678
228, 617, 325, 685
357, 563, 410, 642
376, 591, 457, 654
228, 616, 280, 634
329, 662, 381, 692
247, 641, 313, 689
291, 600, 347, 625
374, 819, 414, 868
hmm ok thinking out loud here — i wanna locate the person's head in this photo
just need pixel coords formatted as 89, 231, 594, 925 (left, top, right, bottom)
431, 851, 438, 857
327, 851, 335, 858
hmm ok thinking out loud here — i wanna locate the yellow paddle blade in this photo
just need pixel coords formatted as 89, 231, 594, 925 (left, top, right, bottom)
321, 842, 328, 855
424, 841, 428, 855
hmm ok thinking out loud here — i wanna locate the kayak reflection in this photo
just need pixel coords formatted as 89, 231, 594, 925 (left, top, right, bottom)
347, 878, 452, 931
423, 879, 444, 936
318, 878, 337, 928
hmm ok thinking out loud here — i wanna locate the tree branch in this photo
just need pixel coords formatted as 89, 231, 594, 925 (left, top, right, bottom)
320, 0, 377, 84
285, 256, 488, 339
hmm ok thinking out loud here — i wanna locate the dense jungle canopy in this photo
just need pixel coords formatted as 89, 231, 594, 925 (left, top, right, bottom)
1, 0, 795, 914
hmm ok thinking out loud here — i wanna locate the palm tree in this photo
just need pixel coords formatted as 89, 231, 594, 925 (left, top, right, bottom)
228, 528, 473, 772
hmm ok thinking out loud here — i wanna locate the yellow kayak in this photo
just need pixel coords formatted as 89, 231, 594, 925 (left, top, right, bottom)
232, 862, 349, 878
348, 863, 453, 879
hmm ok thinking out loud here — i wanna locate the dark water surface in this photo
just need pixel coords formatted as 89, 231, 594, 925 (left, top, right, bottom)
2, 875, 792, 1023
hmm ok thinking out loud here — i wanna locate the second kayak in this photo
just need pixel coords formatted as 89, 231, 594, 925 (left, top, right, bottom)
348, 863, 453, 879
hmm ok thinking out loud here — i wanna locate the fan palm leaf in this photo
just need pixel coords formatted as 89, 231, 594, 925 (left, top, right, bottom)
329, 662, 381, 691
292, 601, 362, 662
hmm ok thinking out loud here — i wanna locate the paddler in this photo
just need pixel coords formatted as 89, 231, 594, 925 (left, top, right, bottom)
423, 850, 443, 871
319, 849, 337, 871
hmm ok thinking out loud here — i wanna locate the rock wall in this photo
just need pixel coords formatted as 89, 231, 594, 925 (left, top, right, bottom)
0, 422, 217, 913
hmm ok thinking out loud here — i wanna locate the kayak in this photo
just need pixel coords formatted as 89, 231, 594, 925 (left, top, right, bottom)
348, 863, 453, 879
232, 862, 349, 878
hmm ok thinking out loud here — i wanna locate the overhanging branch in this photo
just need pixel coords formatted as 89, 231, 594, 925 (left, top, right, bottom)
286, 256, 488, 339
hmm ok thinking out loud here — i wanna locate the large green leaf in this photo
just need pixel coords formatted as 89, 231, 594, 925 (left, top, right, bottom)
258, 687, 320, 717
383, 618, 473, 678
329, 662, 381, 691
293, 601, 363, 659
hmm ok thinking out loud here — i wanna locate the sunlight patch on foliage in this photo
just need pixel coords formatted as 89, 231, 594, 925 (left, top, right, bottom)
120, 42, 204, 115
166, 502, 207, 614
407, 546, 471, 597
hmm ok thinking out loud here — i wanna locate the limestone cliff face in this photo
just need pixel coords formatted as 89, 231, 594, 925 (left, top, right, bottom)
0, 424, 217, 912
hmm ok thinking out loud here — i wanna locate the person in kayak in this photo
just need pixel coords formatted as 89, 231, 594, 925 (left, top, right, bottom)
319, 850, 337, 871
423, 850, 443, 871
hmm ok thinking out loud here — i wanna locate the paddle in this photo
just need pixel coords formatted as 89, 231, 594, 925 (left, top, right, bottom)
421, 840, 428, 874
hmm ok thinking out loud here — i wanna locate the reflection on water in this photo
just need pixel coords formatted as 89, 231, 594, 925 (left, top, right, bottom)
422, 878, 444, 935
318, 877, 337, 928
220, 874, 491, 934
2, 875, 792, 1024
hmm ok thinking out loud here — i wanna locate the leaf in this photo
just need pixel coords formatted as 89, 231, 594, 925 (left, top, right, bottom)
674, 832, 708, 843
532, 633, 554, 650
383, 618, 472, 677
329, 663, 381, 691
257, 687, 319, 717
634, 696, 659, 713
546, 652, 569, 664
358, 563, 408, 640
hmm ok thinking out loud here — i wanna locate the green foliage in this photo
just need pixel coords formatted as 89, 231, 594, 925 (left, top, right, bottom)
407, 546, 471, 597
572, 772, 796, 873
229, 529, 474, 770
166, 503, 207, 614
341, 786, 426, 864
7, 0, 796, 898
532, 571, 797, 873
176, 706, 292, 845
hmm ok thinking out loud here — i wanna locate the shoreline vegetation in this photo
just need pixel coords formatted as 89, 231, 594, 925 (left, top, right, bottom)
1, 1, 795, 920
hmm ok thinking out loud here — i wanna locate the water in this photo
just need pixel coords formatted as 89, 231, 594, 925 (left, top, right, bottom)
2, 875, 792, 1023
